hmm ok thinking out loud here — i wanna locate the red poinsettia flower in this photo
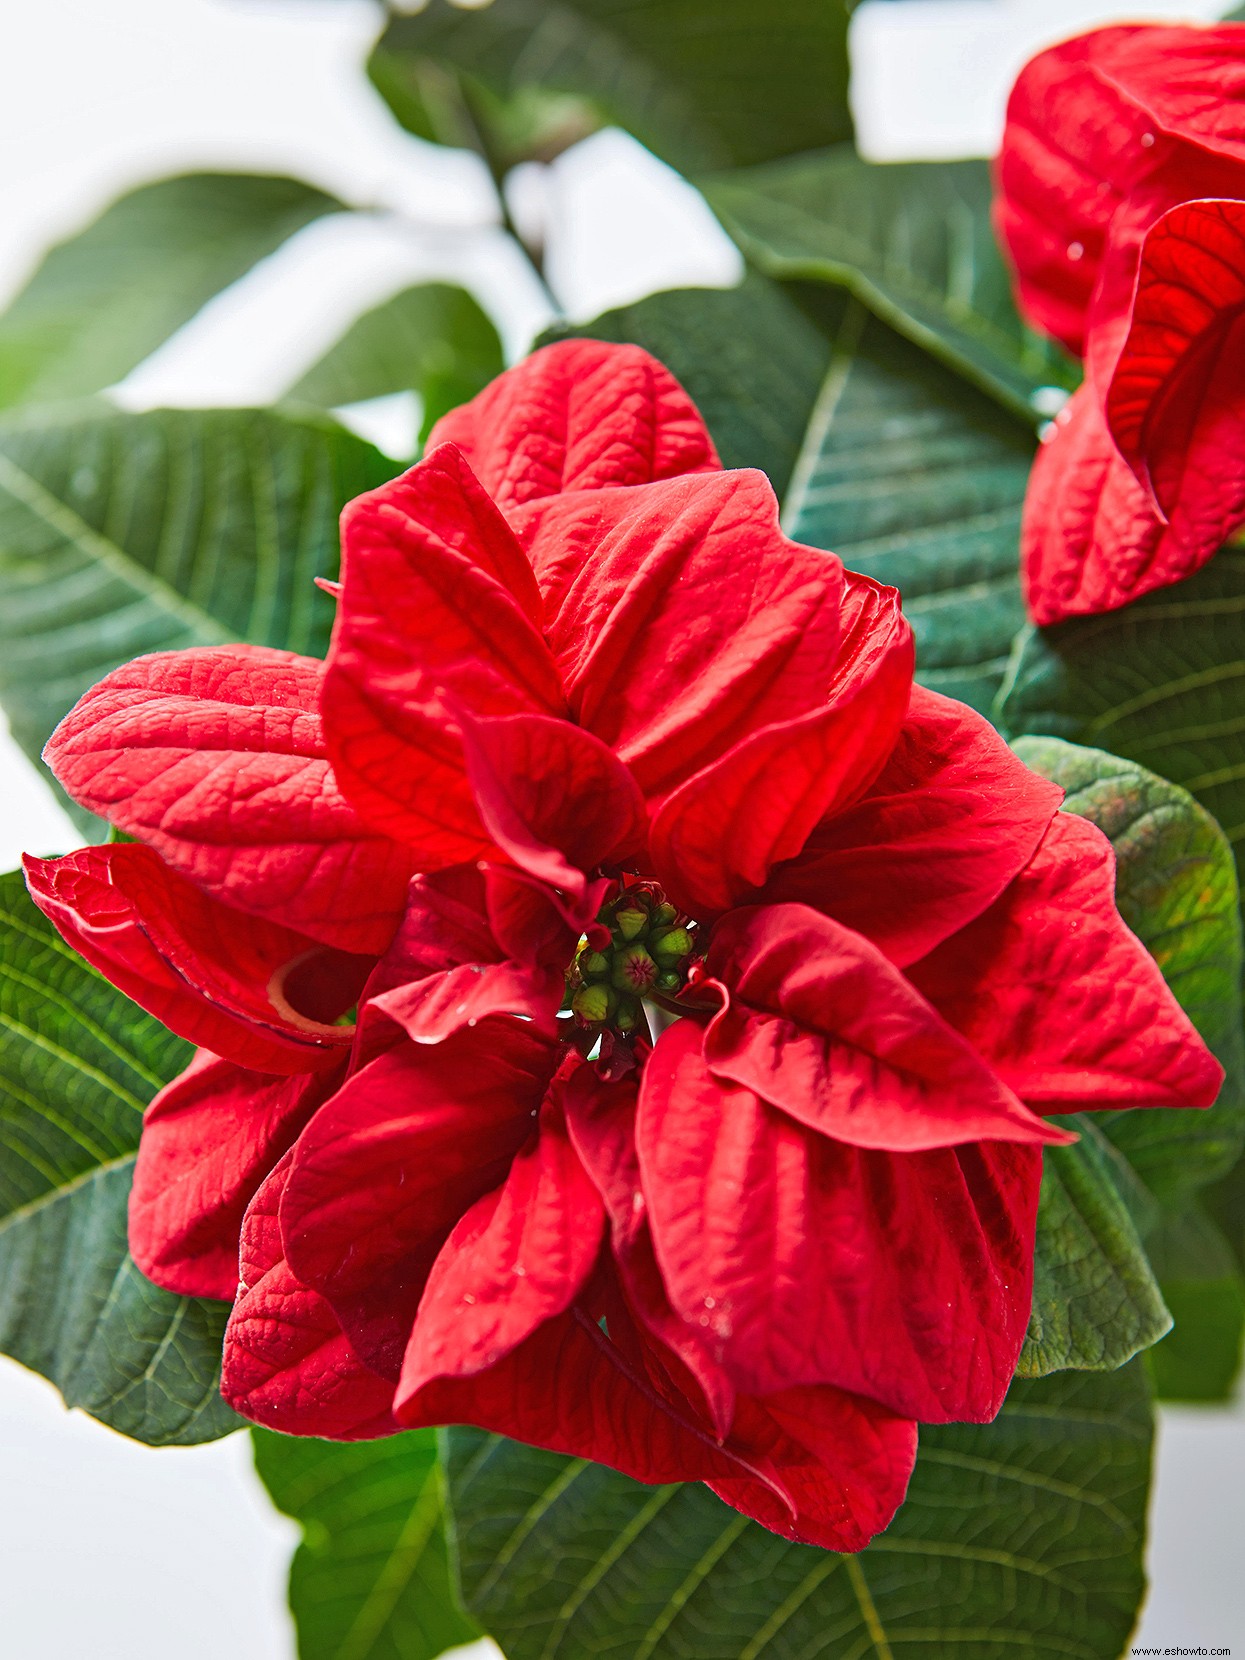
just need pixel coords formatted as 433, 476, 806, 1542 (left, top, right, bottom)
24, 341, 1221, 1552
994, 23, 1245, 622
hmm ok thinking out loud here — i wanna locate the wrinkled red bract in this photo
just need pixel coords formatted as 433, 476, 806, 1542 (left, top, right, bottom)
996, 22, 1245, 621
26, 339, 1221, 1552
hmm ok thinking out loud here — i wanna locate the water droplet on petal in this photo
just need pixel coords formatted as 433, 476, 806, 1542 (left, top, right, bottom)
1141, 131, 1155, 148
1067, 241, 1084, 261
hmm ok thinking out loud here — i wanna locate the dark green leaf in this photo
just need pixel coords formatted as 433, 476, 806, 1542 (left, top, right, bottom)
446, 1364, 1152, 1660
1018, 1121, 1170, 1378
369, 0, 855, 176
0, 174, 340, 409
705, 148, 1078, 421
0, 869, 238, 1444
1011, 738, 1245, 1203
782, 297, 1033, 715
547, 275, 834, 496
0, 402, 395, 795
287, 282, 504, 444
253, 1428, 479, 1660
1005, 651, 1245, 1200
1145, 1205, 1245, 1403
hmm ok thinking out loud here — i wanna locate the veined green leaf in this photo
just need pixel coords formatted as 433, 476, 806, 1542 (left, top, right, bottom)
445, 1364, 1152, 1660
783, 296, 1034, 715
1019, 1121, 1170, 1378
705, 148, 1078, 421
253, 1428, 480, 1660
0, 174, 340, 409
287, 282, 504, 445
0, 869, 237, 1444
1010, 738, 1245, 1387
368, 0, 855, 176
0, 402, 395, 796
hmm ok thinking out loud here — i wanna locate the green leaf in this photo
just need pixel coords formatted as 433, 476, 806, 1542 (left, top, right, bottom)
368, 0, 855, 176
1008, 738, 1245, 1388
0, 174, 340, 409
1005, 669, 1245, 1200
1018, 1121, 1170, 1378
545, 275, 834, 496
0, 869, 238, 1444
445, 1364, 1152, 1660
1145, 1206, 1245, 1403
253, 1428, 479, 1660
782, 297, 1034, 716
0, 401, 395, 796
287, 282, 504, 444
704, 148, 1078, 421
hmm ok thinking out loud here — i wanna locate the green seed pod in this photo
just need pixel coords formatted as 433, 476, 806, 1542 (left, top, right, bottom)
579, 949, 609, 978
572, 983, 615, 1023
650, 926, 692, 963
656, 969, 682, 993
650, 901, 678, 928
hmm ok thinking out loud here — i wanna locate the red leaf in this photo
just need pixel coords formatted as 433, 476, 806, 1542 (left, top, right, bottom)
910, 810, 1224, 1112
43, 645, 412, 955
703, 905, 1068, 1150
426, 338, 719, 510
995, 23, 1245, 354
24, 845, 358, 1074
459, 709, 645, 909
1106, 198, 1245, 533
223, 1157, 399, 1437
279, 1024, 555, 1305
130, 1051, 344, 1301
323, 443, 565, 861
509, 468, 844, 801
708, 1384, 917, 1553
650, 572, 913, 915
638, 1019, 1043, 1421
402, 1093, 605, 1391
758, 685, 1064, 965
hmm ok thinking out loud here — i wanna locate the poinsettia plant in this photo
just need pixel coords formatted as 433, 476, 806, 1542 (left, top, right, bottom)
2, 6, 1244, 1659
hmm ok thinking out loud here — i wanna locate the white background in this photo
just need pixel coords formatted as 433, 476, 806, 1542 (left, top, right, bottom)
0, 1, 1241, 1655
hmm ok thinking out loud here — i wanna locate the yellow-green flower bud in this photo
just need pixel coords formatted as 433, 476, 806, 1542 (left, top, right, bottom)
572, 983, 615, 1023
613, 904, 648, 941
650, 926, 692, 964
580, 949, 609, 978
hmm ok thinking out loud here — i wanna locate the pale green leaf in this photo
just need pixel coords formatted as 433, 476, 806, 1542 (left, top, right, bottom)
287, 282, 504, 443
368, 0, 855, 175
253, 1428, 480, 1660
0, 174, 340, 408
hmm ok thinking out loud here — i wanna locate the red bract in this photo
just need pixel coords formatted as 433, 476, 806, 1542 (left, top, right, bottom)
995, 23, 1245, 621
25, 341, 1221, 1552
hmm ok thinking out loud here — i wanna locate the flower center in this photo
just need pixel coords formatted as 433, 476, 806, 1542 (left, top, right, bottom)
565, 882, 697, 1041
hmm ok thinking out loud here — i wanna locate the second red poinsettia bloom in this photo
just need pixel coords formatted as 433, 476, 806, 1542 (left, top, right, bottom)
24, 340, 1222, 1552
995, 22, 1245, 623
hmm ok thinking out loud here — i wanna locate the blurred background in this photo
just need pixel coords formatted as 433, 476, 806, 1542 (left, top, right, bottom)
0, 1, 1241, 1655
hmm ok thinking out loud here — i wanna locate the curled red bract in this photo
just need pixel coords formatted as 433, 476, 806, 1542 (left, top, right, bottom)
995, 22, 1245, 621
25, 340, 1221, 1551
